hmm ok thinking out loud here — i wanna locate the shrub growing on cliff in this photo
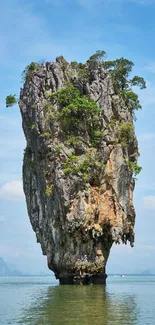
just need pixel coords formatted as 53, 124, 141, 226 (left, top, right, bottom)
49, 83, 80, 107
70, 61, 79, 69
6, 94, 17, 107
116, 122, 134, 145
65, 136, 83, 147
62, 150, 104, 181
49, 83, 103, 146
45, 184, 53, 197
127, 161, 142, 177
86, 51, 146, 119
122, 91, 142, 113
60, 97, 101, 138
87, 50, 106, 64
62, 154, 79, 175
103, 58, 134, 91
103, 57, 146, 91
130, 76, 146, 90
102, 56, 146, 118
5, 51, 145, 123
22, 62, 39, 82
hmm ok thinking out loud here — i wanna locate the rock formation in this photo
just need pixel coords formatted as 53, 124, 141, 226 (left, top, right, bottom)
19, 56, 139, 284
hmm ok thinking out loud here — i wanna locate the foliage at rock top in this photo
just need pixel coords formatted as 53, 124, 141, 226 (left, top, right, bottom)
6, 94, 17, 107
18, 51, 145, 284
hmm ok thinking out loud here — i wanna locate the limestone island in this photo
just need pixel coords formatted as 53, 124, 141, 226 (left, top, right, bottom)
10, 51, 145, 284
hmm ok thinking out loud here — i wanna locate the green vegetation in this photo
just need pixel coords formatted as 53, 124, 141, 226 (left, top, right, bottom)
70, 61, 90, 81
55, 144, 62, 154
87, 50, 106, 64
102, 56, 146, 118
85, 50, 146, 119
60, 96, 101, 143
62, 150, 104, 181
49, 83, 103, 146
41, 132, 52, 138
49, 83, 80, 107
127, 161, 142, 177
64, 136, 84, 152
22, 62, 39, 82
130, 76, 146, 90
31, 124, 37, 130
61, 61, 68, 72
122, 91, 141, 111
70, 61, 79, 69
62, 154, 80, 175
107, 118, 117, 130
103, 58, 146, 91
6, 94, 17, 107
70, 61, 86, 70
78, 68, 90, 81
45, 184, 53, 197
122, 91, 142, 121
103, 58, 134, 91
65, 136, 83, 147
116, 122, 134, 145
5, 51, 145, 125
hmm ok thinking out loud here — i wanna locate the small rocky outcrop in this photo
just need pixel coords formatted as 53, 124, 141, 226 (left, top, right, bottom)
19, 56, 139, 284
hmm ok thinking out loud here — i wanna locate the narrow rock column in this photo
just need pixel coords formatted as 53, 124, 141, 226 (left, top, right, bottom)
20, 57, 138, 284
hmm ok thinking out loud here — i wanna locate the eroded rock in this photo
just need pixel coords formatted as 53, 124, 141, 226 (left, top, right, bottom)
20, 57, 138, 284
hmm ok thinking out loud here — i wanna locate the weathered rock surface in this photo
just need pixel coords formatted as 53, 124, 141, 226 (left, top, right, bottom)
20, 57, 138, 284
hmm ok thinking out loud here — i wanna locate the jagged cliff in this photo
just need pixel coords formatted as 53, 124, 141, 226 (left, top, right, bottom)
19, 56, 139, 284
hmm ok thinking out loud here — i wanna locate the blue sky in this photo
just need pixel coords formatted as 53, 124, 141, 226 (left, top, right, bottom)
0, 0, 155, 274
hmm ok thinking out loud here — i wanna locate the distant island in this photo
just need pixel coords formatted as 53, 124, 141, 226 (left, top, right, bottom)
0, 257, 52, 276
0, 257, 22, 276
140, 270, 152, 275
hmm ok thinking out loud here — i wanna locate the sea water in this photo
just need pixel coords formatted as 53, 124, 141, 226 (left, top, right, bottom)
0, 275, 155, 325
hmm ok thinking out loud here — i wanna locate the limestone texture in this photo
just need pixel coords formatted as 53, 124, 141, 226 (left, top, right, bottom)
19, 56, 138, 284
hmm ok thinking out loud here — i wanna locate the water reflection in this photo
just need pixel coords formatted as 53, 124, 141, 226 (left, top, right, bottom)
19, 285, 138, 325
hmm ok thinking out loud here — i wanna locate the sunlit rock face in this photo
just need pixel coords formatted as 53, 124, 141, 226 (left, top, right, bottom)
19, 56, 138, 284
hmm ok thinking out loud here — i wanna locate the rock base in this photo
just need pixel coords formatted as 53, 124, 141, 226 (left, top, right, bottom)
58, 273, 107, 285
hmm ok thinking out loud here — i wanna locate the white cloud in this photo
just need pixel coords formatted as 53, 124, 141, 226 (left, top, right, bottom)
143, 196, 155, 210
0, 180, 24, 201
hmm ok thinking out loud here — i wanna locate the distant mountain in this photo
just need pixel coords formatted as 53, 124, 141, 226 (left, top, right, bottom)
0, 257, 22, 276
0, 257, 11, 276
140, 270, 152, 275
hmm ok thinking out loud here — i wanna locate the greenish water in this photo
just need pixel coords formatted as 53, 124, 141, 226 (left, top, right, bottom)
0, 276, 155, 325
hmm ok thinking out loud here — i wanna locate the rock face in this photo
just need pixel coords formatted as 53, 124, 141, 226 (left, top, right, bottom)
19, 57, 138, 284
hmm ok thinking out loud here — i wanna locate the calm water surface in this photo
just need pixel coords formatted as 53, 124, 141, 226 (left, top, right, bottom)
0, 275, 155, 325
